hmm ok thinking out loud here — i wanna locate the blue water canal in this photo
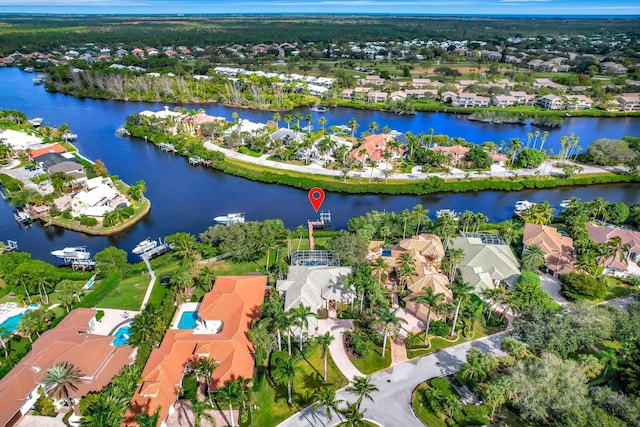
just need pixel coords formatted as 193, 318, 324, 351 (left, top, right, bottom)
0, 67, 639, 264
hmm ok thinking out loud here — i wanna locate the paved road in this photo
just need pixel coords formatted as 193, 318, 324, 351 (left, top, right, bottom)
278, 331, 508, 427
202, 141, 619, 182
317, 318, 362, 382
540, 273, 569, 306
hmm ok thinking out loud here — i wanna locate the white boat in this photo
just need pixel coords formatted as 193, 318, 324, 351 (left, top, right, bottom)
311, 105, 329, 113
514, 200, 534, 213
32, 77, 44, 85
132, 238, 158, 255
436, 209, 459, 219
51, 247, 91, 261
214, 213, 245, 225
62, 133, 78, 141
14, 209, 31, 225
559, 199, 572, 209
29, 117, 43, 127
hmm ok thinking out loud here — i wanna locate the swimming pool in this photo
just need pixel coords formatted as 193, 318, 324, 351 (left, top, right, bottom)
177, 311, 198, 329
0, 309, 31, 334
112, 324, 132, 346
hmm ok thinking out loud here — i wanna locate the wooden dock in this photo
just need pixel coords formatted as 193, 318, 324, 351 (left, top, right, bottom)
140, 241, 173, 261
158, 142, 177, 153
72, 259, 96, 271
188, 157, 212, 166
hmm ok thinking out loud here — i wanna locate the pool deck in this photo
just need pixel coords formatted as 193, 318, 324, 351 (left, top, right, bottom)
92, 308, 138, 336
171, 302, 200, 329
0, 302, 29, 327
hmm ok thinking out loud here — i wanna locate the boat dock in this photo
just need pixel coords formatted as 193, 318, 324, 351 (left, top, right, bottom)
158, 142, 177, 152
307, 211, 331, 251
3, 240, 18, 252
115, 127, 131, 137
188, 156, 212, 166
140, 241, 173, 261
72, 259, 96, 271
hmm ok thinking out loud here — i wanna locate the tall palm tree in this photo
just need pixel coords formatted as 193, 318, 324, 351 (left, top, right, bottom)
521, 244, 546, 271
43, 361, 84, 410
166, 232, 199, 271
348, 118, 359, 139
434, 213, 458, 250
169, 268, 194, 301
449, 280, 474, 338
411, 287, 445, 346
235, 376, 252, 409
284, 114, 293, 129
396, 252, 417, 290
293, 304, 317, 351
347, 375, 379, 405
458, 210, 475, 234
135, 408, 161, 427
500, 337, 527, 364
316, 332, 335, 382
273, 112, 281, 127
273, 354, 300, 405
607, 236, 630, 269
197, 266, 216, 292
282, 311, 296, 356
412, 204, 430, 235
368, 121, 379, 135
191, 401, 215, 427
216, 380, 240, 427
192, 356, 219, 403
318, 116, 328, 136
293, 112, 303, 128
443, 248, 465, 282
371, 256, 389, 285
312, 386, 343, 422
340, 401, 367, 427
376, 307, 407, 358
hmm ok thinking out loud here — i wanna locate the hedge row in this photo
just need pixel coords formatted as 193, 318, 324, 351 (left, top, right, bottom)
75, 271, 122, 309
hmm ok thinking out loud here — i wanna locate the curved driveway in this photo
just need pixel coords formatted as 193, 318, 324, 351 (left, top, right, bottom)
278, 331, 508, 427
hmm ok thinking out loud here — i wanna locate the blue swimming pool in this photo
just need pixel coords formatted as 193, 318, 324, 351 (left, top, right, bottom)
0, 309, 31, 334
381, 250, 392, 257
177, 311, 198, 329
112, 324, 132, 346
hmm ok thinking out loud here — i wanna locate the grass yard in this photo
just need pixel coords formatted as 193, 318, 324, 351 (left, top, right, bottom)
250, 344, 348, 427
349, 340, 392, 375
407, 321, 504, 360
97, 273, 151, 310
602, 277, 639, 301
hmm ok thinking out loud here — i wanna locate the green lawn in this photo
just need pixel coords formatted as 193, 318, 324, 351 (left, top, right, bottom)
250, 344, 348, 427
407, 321, 504, 360
97, 272, 151, 310
349, 340, 392, 375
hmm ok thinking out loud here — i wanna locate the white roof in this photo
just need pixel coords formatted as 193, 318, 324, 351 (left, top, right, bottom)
74, 184, 117, 207
0, 129, 42, 150
226, 119, 266, 134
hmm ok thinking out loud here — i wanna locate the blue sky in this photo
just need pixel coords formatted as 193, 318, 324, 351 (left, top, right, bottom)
0, 0, 639, 15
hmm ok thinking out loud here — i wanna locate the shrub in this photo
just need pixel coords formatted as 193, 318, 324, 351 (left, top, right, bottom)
34, 392, 56, 417
429, 320, 450, 337
345, 330, 371, 358
61, 210, 72, 219
560, 272, 606, 300
79, 216, 98, 226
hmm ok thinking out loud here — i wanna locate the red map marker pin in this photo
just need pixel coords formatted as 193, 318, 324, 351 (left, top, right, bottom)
308, 187, 325, 212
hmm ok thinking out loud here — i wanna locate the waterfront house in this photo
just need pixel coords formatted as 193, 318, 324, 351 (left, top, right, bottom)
430, 145, 470, 166
565, 95, 593, 110
491, 95, 518, 108
452, 234, 521, 295
127, 276, 266, 426
276, 266, 353, 335
617, 93, 640, 112
348, 134, 401, 163
0, 308, 134, 427
586, 222, 640, 277
507, 91, 536, 106
523, 223, 575, 276
269, 128, 305, 145
0, 129, 42, 153
368, 91, 388, 103
70, 182, 125, 218
536, 94, 565, 110
490, 152, 510, 166
28, 143, 66, 159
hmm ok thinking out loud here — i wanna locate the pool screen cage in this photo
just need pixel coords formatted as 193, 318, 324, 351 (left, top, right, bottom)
290, 250, 340, 267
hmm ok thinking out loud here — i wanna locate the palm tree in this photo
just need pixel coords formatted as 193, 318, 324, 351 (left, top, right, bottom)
43, 361, 83, 410
443, 248, 465, 282
197, 266, 216, 292
607, 236, 630, 269
284, 114, 293, 129
317, 332, 335, 382
376, 307, 407, 358
412, 204, 429, 235
348, 118, 359, 139
458, 210, 475, 233
434, 213, 458, 250
371, 256, 389, 285
347, 375, 379, 405
340, 401, 367, 427
312, 386, 343, 422
135, 408, 161, 427
411, 287, 445, 346
191, 401, 215, 427
318, 116, 328, 136
192, 356, 219, 403
305, 114, 313, 131
500, 337, 527, 364
217, 380, 240, 427
293, 304, 317, 351
368, 121, 379, 134
273, 112, 281, 127
484, 377, 514, 420
521, 244, 546, 271
449, 280, 474, 338
273, 354, 300, 405
169, 268, 194, 301
396, 252, 417, 290
282, 311, 296, 356
235, 376, 252, 409
166, 232, 199, 271
293, 112, 303, 128
0, 326, 11, 358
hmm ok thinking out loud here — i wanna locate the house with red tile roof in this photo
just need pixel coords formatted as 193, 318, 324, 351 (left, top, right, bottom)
348, 134, 402, 163
430, 145, 470, 166
0, 308, 134, 427
28, 143, 66, 159
126, 276, 266, 427
523, 223, 575, 276
586, 222, 640, 276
